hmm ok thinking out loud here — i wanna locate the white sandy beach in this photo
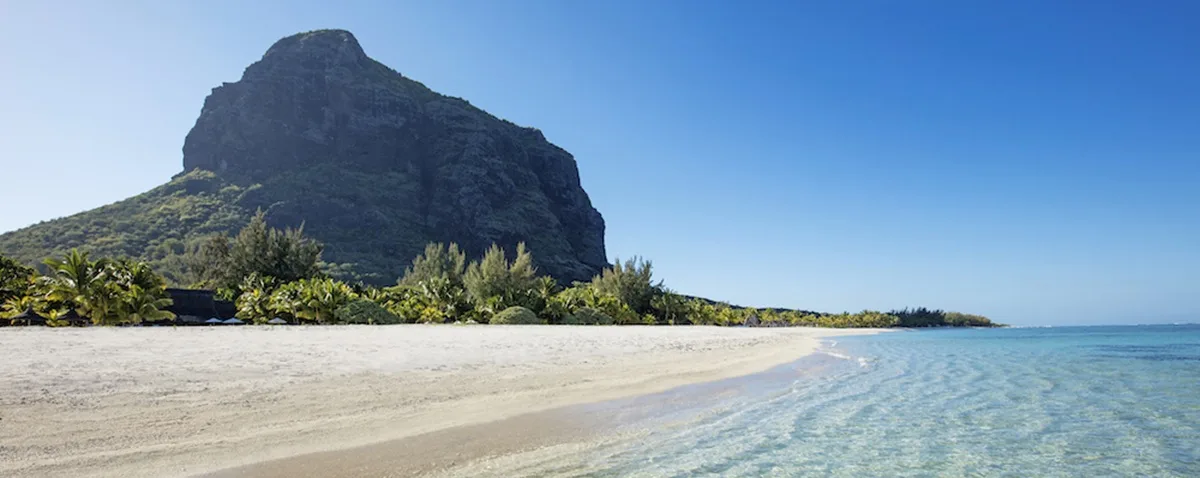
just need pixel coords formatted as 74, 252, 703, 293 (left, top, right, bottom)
0, 325, 880, 477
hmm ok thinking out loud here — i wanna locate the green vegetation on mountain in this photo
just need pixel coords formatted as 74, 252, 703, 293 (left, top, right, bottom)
0, 171, 248, 285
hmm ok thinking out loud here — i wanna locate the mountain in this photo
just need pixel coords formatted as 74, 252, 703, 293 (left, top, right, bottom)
0, 29, 607, 285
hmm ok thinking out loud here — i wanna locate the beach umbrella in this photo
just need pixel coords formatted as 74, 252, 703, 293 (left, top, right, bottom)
204, 318, 224, 325
267, 318, 288, 325
223, 318, 244, 325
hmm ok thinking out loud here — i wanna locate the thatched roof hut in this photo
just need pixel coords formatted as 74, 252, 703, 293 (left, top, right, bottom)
9, 309, 48, 326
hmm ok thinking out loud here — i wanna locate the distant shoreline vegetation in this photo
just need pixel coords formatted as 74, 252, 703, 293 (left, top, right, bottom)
1, 212, 1002, 328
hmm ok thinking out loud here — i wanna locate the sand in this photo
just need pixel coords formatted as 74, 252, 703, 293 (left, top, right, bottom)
0, 325, 880, 477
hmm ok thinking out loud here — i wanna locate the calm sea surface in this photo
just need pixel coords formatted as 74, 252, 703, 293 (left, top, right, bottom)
499, 325, 1200, 477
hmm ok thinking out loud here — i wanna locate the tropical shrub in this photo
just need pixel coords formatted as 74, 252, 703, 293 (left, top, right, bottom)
714, 303, 742, 326
785, 312, 820, 326
1, 295, 41, 320
564, 306, 614, 325
527, 276, 559, 316
650, 289, 689, 325
1, 240, 1000, 329
336, 299, 403, 324
553, 284, 637, 324
943, 311, 994, 327
36, 250, 174, 325
278, 278, 357, 324
687, 299, 718, 325
489, 306, 542, 325
815, 310, 900, 328
235, 274, 278, 323
414, 276, 471, 321
42, 307, 72, 327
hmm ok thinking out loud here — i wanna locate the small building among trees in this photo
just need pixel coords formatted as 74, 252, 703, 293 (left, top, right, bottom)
165, 288, 236, 325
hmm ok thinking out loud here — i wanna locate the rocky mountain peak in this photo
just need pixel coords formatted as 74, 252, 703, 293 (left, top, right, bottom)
1, 29, 609, 284
252, 29, 368, 76
173, 29, 608, 283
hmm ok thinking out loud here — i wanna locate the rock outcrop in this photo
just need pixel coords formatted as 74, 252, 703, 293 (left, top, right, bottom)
0, 29, 607, 284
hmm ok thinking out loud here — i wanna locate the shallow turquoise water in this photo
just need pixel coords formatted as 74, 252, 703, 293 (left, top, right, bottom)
525, 325, 1200, 477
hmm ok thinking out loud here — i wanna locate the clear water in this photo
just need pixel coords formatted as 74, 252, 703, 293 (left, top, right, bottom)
508, 325, 1200, 477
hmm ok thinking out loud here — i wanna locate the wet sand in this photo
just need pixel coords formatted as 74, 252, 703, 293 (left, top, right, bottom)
0, 325, 881, 477
210, 351, 852, 478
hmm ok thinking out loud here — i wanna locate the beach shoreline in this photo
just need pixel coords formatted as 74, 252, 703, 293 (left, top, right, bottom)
0, 325, 883, 478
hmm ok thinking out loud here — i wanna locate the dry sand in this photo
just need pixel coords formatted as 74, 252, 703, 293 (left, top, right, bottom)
0, 325, 880, 477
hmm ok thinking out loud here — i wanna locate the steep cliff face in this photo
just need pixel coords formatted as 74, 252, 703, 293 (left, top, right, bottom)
0, 29, 607, 284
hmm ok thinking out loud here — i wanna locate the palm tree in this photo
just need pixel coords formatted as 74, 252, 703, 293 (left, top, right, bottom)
121, 285, 175, 324
110, 258, 165, 291
416, 277, 469, 321
86, 281, 129, 326
40, 251, 175, 326
527, 276, 558, 314
42, 249, 107, 320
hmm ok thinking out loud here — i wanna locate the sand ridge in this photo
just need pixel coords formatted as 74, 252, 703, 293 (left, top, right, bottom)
0, 325, 880, 477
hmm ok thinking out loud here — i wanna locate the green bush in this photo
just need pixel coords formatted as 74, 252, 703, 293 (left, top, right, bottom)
943, 311, 994, 327
566, 306, 614, 325
814, 310, 900, 328
335, 299, 403, 324
489, 306, 543, 325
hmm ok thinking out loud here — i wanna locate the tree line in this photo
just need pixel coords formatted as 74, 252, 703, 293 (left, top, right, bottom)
1, 212, 1000, 327
1, 251, 174, 326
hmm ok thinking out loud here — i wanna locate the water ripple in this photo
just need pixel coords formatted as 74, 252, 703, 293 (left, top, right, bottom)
475, 326, 1200, 477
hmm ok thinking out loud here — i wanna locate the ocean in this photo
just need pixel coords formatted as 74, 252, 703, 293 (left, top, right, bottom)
488, 325, 1200, 477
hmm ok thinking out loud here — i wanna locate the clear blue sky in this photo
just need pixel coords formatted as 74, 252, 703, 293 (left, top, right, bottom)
1, 1, 1197, 326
